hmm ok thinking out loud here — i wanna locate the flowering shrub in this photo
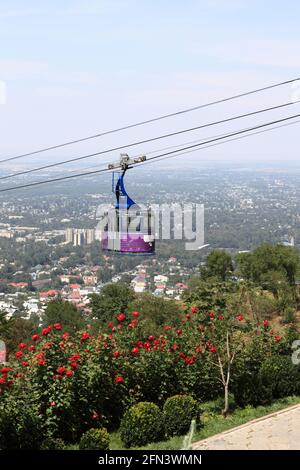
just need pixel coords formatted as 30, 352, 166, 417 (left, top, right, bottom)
79, 428, 110, 450
0, 306, 290, 448
119, 402, 164, 448
163, 395, 201, 437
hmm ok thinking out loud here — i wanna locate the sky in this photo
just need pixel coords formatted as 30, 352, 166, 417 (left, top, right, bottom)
0, 0, 300, 172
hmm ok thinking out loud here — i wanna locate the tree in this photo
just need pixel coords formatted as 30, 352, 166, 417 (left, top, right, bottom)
1, 317, 34, 355
201, 250, 233, 281
43, 300, 85, 332
90, 283, 135, 323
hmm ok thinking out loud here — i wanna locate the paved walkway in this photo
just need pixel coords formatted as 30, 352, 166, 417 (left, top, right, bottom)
193, 404, 300, 450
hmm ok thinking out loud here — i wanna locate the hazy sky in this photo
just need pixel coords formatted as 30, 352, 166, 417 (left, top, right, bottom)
0, 0, 300, 171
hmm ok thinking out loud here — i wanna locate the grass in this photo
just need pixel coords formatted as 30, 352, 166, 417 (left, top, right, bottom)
109, 395, 300, 450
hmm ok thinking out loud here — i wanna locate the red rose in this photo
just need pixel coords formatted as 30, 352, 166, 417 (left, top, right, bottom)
62, 332, 70, 340
69, 353, 81, 361
179, 352, 186, 359
132, 311, 140, 317
113, 351, 121, 358
210, 346, 217, 353
0, 378, 6, 385
114, 376, 124, 384
70, 362, 78, 369
108, 321, 114, 328
218, 315, 225, 320
36, 352, 45, 359
153, 339, 160, 345
81, 332, 91, 342
275, 335, 281, 342
91, 413, 99, 420
196, 345, 202, 353
176, 329, 183, 336
1, 367, 11, 374
236, 314, 244, 321
131, 347, 139, 355
66, 370, 74, 377
185, 357, 194, 365
117, 324, 123, 330
53, 323, 62, 330
22, 361, 29, 367
15, 351, 23, 359
38, 360, 46, 366
42, 328, 50, 336
263, 320, 269, 328
18, 342, 27, 349
148, 335, 155, 341
190, 306, 198, 314
117, 313, 126, 322
28, 345, 35, 352
57, 366, 65, 374
164, 325, 172, 331
208, 311, 215, 319
32, 334, 39, 341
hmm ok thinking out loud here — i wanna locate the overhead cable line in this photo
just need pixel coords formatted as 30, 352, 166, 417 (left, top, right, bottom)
1, 112, 300, 193
0, 77, 299, 164
1, 99, 299, 182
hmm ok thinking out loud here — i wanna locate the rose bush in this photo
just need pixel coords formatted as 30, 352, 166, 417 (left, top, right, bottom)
0, 307, 291, 448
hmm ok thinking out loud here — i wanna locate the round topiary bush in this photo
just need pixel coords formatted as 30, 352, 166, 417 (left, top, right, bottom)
120, 402, 164, 448
40, 437, 65, 450
79, 428, 110, 450
163, 395, 201, 437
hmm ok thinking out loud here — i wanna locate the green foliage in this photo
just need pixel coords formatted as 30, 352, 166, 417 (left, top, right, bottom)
200, 250, 233, 281
259, 356, 300, 399
120, 402, 164, 448
40, 437, 65, 450
43, 300, 85, 333
163, 395, 201, 437
79, 428, 110, 450
90, 283, 135, 323
236, 244, 300, 289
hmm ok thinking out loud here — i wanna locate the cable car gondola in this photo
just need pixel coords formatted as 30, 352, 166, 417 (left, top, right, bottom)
101, 154, 155, 255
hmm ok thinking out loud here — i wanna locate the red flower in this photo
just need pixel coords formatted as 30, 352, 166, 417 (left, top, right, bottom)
66, 370, 74, 377
117, 313, 126, 322
36, 352, 45, 359
179, 352, 186, 359
132, 311, 140, 317
153, 339, 160, 345
148, 335, 155, 341
185, 314, 191, 320
196, 345, 202, 353
69, 353, 81, 361
114, 376, 124, 384
62, 332, 70, 340
50, 401, 56, 407
38, 360, 46, 366
15, 351, 23, 359
218, 315, 225, 320
22, 361, 29, 367
32, 334, 39, 342
113, 351, 121, 358
185, 357, 195, 365
117, 324, 123, 330
263, 320, 269, 328
108, 321, 114, 328
57, 366, 65, 374
0, 378, 6, 385
53, 323, 62, 330
164, 325, 172, 331
275, 335, 281, 342
70, 362, 78, 369
208, 311, 215, 319
191, 306, 198, 314
91, 413, 99, 420
28, 345, 35, 352
210, 346, 217, 353
42, 328, 50, 336
1, 367, 11, 374
131, 347, 139, 355
18, 342, 27, 350
176, 329, 183, 336
236, 314, 244, 322
81, 332, 91, 342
